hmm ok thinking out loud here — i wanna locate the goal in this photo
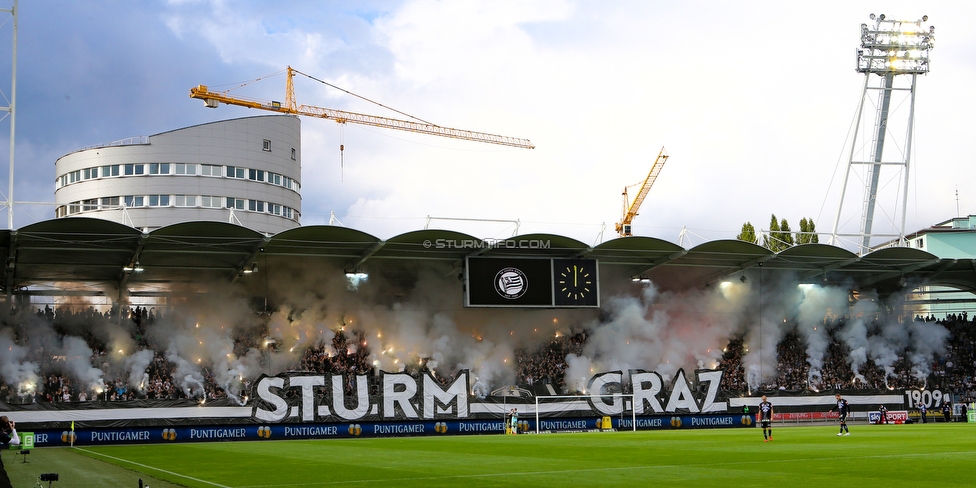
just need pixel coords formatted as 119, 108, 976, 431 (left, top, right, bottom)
533, 393, 636, 434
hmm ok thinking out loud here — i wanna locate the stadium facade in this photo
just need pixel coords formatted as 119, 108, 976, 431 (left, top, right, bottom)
54, 115, 302, 235
896, 214, 976, 317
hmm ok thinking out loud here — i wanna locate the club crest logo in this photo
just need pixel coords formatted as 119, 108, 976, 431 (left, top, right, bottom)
494, 267, 527, 299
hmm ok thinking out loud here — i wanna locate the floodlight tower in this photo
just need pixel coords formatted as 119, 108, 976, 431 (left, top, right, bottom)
829, 14, 934, 254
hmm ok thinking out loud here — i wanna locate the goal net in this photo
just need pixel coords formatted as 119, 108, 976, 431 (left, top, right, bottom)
533, 394, 636, 434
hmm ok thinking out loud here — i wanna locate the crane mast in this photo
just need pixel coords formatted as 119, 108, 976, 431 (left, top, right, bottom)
615, 147, 668, 237
189, 67, 534, 149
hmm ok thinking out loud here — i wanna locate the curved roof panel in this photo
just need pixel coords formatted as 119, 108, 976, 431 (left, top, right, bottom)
11, 217, 143, 286
0, 218, 971, 299
138, 221, 266, 285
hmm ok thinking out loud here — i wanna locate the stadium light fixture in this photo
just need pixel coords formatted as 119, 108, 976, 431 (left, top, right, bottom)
345, 269, 369, 289
858, 14, 934, 75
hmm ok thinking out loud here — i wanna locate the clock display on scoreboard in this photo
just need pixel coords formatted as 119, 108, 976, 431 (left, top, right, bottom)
552, 258, 599, 307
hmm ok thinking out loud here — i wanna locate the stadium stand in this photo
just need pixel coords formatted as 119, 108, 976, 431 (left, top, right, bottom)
1, 306, 972, 406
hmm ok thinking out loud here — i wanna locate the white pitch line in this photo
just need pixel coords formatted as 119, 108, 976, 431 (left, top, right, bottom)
75, 447, 232, 488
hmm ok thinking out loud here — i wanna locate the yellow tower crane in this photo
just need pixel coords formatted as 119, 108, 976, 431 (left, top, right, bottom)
189, 66, 534, 149
615, 147, 669, 237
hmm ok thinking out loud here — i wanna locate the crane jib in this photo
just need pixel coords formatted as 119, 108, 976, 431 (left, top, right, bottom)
189, 74, 534, 149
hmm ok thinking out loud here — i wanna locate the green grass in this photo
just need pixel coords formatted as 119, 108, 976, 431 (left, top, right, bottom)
10, 423, 976, 487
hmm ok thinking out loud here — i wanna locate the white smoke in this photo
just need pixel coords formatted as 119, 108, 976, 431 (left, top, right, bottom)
741, 273, 800, 390
61, 336, 106, 393
0, 254, 958, 404
573, 280, 747, 388
0, 328, 40, 395
906, 320, 950, 384
838, 316, 870, 384
796, 284, 847, 389
564, 353, 593, 393
124, 349, 155, 391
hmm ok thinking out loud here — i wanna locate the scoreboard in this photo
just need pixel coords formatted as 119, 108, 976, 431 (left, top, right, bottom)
464, 257, 599, 308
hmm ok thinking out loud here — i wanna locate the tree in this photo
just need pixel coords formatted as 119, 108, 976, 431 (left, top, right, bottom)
778, 217, 794, 249
745, 214, 815, 251
796, 217, 819, 244
737, 222, 758, 244
763, 214, 783, 252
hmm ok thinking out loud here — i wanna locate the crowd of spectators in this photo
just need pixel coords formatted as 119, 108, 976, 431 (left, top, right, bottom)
0, 304, 974, 405
514, 331, 587, 392
714, 314, 976, 401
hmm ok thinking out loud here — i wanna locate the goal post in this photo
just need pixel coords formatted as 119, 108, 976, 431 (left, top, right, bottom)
534, 393, 636, 434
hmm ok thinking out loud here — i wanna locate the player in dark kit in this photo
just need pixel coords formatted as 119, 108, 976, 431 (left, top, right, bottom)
878, 404, 888, 424
831, 393, 851, 436
759, 395, 774, 442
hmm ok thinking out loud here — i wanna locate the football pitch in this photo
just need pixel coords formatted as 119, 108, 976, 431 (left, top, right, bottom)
7, 423, 975, 487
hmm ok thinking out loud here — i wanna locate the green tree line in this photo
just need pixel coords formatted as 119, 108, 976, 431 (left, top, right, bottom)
737, 215, 818, 252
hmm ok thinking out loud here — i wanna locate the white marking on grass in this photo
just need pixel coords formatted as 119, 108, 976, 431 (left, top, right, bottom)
75, 448, 232, 488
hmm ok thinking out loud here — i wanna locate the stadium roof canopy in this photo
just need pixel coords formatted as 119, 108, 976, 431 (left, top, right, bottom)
1, 218, 973, 300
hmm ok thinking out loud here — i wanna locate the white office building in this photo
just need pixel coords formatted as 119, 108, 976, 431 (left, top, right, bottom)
54, 115, 302, 235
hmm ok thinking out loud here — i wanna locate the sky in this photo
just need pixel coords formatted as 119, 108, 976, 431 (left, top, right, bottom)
0, 0, 973, 250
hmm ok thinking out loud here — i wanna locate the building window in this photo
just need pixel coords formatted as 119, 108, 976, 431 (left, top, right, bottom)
175, 163, 196, 175
248, 169, 265, 182
83, 167, 97, 179
124, 195, 144, 207
201, 195, 222, 208
101, 165, 120, 177
175, 195, 196, 207
101, 196, 119, 207
263, 139, 271, 151
916, 238, 924, 249
291, 148, 296, 160
149, 163, 170, 175
248, 200, 265, 212
226, 166, 245, 179
82, 199, 98, 211
124, 164, 145, 176
226, 197, 245, 210
148, 195, 170, 207
201, 164, 220, 176
68, 202, 81, 214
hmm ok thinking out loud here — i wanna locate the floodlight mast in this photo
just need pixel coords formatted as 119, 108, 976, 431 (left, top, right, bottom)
829, 14, 934, 254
